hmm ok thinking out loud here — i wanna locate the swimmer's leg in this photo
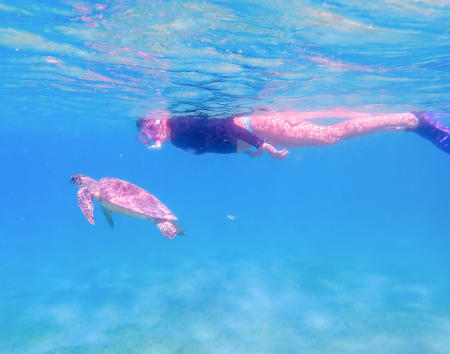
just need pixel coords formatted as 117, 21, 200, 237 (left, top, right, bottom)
249, 112, 418, 147
325, 113, 419, 143
409, 111, 450, 154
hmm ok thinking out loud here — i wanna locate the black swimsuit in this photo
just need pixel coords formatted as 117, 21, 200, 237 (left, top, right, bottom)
168, 117, 264, 154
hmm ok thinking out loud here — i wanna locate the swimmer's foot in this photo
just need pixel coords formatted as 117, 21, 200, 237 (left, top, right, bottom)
411, 111, 450, 154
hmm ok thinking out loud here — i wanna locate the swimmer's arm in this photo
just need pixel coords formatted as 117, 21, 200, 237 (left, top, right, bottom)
233, 123, 288, 159
242, 141, 289, 159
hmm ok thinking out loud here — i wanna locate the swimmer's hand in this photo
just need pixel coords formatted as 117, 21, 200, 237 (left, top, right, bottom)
261, 142, 289, 160
147, 141, 162, 150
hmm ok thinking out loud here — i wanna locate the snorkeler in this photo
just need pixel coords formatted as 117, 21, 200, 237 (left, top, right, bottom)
136, 110, 450, 158
137, 112, 289, 159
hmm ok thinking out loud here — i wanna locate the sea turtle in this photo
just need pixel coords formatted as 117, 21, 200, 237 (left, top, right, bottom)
70, 174, 183, 239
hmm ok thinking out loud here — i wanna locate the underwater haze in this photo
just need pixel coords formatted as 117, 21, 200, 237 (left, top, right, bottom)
1, 0, 450, 353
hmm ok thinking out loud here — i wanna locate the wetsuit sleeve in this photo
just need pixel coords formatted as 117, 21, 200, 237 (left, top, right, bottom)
231, 124, 264, 149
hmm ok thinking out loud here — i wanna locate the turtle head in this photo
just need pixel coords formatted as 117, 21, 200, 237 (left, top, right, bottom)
70, 174, 96, 188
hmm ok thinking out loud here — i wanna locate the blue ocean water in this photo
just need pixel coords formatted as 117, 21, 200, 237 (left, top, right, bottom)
1, 0, 450, 352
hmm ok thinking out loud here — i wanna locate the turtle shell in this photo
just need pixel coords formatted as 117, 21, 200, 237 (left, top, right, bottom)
96, 178, 177, 221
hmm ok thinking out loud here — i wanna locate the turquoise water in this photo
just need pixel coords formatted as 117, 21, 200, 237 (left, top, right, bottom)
1, 1, 450, 352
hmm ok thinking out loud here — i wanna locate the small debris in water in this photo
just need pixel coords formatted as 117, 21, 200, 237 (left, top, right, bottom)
45, 56, 62, 66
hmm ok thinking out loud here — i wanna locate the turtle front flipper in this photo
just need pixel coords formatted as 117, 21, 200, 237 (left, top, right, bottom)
77, 187, 95, 225
101, 206, 114, 229
156, 221, 177, 239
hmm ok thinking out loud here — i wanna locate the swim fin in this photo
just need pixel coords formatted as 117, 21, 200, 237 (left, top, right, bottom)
411, 111, 450, 154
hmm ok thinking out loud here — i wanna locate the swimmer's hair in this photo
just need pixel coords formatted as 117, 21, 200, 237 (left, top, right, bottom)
136, 118, 162, 130
136, 118, 145, 130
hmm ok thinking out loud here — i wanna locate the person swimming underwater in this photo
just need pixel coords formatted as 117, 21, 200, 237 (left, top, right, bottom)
136, 110, 450, 158
137, 113, 289, 159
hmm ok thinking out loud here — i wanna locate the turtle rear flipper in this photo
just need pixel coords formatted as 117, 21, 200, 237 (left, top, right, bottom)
156, 221, 178, 239
77, 187, 94, 225
174, 222, 185, 236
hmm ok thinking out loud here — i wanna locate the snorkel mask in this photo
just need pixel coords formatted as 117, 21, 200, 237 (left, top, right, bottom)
137, 118, 162, 149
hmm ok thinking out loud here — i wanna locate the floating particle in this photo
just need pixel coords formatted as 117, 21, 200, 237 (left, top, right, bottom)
45, 56, 62, 66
